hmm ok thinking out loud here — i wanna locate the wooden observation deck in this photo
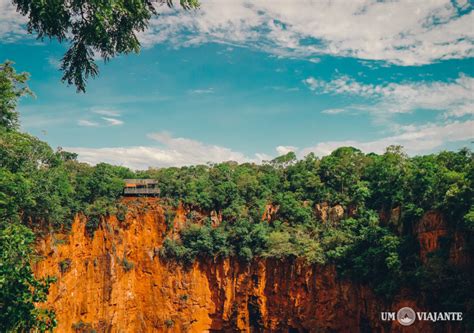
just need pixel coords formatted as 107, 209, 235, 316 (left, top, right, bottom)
123, 179, 160, 196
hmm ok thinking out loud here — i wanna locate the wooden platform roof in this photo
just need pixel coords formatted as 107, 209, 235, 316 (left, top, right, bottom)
123, 179, 158, 185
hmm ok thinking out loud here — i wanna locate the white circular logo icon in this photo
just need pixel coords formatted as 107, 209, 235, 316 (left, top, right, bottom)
397, 307, 416, 326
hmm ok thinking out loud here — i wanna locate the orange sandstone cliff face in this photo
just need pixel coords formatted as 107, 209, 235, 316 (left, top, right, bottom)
415, 211, 448, 263
33, 199, 458, 332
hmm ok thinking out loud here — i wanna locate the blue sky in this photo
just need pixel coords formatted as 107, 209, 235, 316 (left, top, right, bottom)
1, 0, 473, 169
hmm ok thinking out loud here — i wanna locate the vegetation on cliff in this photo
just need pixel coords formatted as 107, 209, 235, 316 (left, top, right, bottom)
1, 61, 473, 330
155, 147, 473, 299
0, 62, 131, 331
0, 223, 56, 332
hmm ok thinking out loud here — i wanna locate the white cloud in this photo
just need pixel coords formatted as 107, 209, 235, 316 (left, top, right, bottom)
0, 0, 27, 42
93, 109, 121, 117
47, 56, 61, 69
101, 117, 123, 126
268, 86, 300, 92
4, 1, 472, 65
276, 145, 298, 155
76, 108, 124, 127
300, 120, 474, 156
68, 120, 473, 169
139, 0, 473, 66
321, 108, 346, 115
188, 88, 214, 94
304, 74, 474, 119
78, 116, 123, 127
78, 119, 99, 127
67, 131, 265, 169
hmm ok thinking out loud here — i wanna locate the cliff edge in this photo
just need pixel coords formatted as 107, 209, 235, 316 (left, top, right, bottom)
33, 198, 465, 332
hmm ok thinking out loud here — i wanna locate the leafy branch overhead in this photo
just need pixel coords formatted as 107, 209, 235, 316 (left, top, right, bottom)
11, 0, 199, 92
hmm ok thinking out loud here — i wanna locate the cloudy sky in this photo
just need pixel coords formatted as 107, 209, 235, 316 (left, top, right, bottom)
1, 0, 473, 169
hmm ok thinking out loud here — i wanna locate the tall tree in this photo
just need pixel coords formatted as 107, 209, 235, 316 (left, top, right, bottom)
12, 0, 199, 92
0, 61, 32, 130
0, 62, 56, 332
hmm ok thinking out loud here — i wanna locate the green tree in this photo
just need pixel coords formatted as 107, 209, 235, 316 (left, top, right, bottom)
86, 163, 131, 201
0, 61, 33, 130
0, 129, 75, 229
226, 219, 269, 261
0, 222, 56, 332
0, 169, 32, 222
365, 145, 408, 210
12, 0, 199, 92
318, 147, 369, 204
284, 153, 323, 201
264, 230, 297, 259
274, 192, 312, 225
270, 151, 297, 168
327, 212, 402, 298
0, 129, 57, 173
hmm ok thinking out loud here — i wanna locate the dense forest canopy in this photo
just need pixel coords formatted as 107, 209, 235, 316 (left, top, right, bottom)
1, 61, 473, 331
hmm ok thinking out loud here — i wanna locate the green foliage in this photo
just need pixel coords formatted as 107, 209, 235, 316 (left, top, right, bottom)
12, 1, 199, 92
1, 122, 131, 234
0, 127, 58, 173
324, 211, 402, 297
161, 219, 270, 264
116, 203, 128, 222
264, 230, 298, 259
0, 168, 32, 221
227, 219, 269, 261
274, 192, 313, 225
160, 238, 195, 265
72, 321, 95, 333
464, 207, 474, 232
420, 257, 474, 329
0, 222, 56, 332
263, 222, 325, 264
156, 147, 472, 329
84, 197, 122, 236
0, 61, 33, 130
270, 151, 297, 168
319, 147, 369, 205
121, 256, 135, 272
0, 129, 74, 230
165, 209, 177, 230
59, 258, 72, 274
164, 319, 174, 328
365, 146, 408, 209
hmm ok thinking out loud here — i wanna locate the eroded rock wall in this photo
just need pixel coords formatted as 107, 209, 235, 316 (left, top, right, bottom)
33, 199, 463, 332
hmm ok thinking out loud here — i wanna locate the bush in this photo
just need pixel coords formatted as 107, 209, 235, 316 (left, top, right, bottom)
59, 258, 72, 273
160, 238, 195, 265
263, 230, 297, 259
165, 209, 176, 231
121, 256, 135, 272
325, 213, 402, 298
72, 321, 96, 333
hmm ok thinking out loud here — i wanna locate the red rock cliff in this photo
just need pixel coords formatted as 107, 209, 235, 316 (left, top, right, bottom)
33, 199, 462, 332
